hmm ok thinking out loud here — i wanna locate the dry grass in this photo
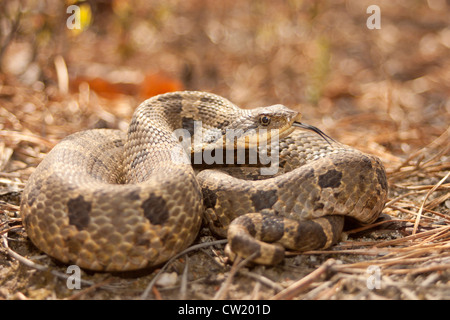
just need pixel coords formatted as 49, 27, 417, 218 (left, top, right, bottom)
0, 0, 449, 300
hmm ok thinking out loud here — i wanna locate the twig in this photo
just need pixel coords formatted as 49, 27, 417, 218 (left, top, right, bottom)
139, 239, 227, 300
295, 247, 390, 256
413, 171, 450, 235
54, 55, 69, 94
312, 278, 344, 300
387, 264, 450, 276
385, 190, 429, 207
249, 281, 261, 300
0, 202, 21, 211
301, 278, 336, 300
270, 258, 336, 300
392, 183, 450, 191
179, 255, 189, 300
238, 270, 284, 292
344, 218, 405, 234
1, 233, 120, 293
0, 225, 23, 235
0, 130, 56, 148
213, 252, 258, 300
389, 127, 450, 177
66, 278, 113, 300
1, 234, 91, 286
152, 286, 163, 300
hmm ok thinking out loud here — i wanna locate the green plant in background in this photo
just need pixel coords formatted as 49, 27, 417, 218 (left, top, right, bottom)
305, 36, 330, 105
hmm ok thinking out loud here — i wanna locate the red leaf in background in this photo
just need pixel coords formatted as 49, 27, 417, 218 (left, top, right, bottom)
70, 76, 126, 99
71, 72, 183, 100
138, 72, 184, 99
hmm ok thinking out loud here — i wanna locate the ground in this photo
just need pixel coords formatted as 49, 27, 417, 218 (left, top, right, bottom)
0, 0, 449, 300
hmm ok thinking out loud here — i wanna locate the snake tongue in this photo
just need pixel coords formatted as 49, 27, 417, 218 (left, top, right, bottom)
292, 122, 335, 145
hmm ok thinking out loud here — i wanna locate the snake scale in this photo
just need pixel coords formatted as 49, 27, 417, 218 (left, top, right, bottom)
20, 91, 388, 271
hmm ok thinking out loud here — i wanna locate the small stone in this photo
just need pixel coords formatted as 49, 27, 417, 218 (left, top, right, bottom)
155, 272, 178, 287
445, 199, 450, 209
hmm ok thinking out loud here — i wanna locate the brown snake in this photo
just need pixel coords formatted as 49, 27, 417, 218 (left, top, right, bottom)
20, 91, 388, 271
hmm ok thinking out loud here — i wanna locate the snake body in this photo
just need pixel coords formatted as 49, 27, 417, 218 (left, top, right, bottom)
20, 91, 388, 271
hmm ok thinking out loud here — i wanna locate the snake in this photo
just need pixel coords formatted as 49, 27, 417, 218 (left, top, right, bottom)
20, 91, 388, 271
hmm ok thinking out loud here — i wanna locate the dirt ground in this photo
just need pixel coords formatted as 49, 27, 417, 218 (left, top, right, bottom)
0, 0, 449, 300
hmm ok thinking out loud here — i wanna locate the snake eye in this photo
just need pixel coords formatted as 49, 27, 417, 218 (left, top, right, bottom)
259, 115, 271, 126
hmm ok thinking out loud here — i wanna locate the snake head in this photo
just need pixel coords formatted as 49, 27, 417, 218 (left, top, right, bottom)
252, 104, 302, 132
227, 104, 302, 148
237, 104, 335, 147
243, 104, 335, 146
200, 104, 333, 150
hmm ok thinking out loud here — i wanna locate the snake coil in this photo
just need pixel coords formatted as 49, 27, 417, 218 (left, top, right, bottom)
21, 91, 388, 271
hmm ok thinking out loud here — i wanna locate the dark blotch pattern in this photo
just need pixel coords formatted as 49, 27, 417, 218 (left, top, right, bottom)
68, 195, 92, 231
141, 194, 169, 225
158, 93, 182, 103
26, 178, 42, 206
91, 155, 109, 172
131, 150, 149, 169
113, 139, 124, 148
202, 186, 217, 209
251, 189, 278, 211
128, 119, 139, 134
182, 117, 196, 137
302, 168, 315, 180
260, 214, 284, 242
127, 189, 141, 201
200, 96, 218, 105
238, 215, 257, 236
159, 93, 183, 113
294, 220, 328, 249
217, 120, 230, 134
217, 120, 230, 129
360, 156, 373, 170
376, 167, 388, 192
318, 169, 342, 189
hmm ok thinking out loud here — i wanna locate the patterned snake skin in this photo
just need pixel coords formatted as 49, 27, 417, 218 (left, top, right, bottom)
20, 91, 388, 271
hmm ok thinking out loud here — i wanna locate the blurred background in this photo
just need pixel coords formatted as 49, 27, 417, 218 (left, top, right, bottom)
1, 0, 449, 165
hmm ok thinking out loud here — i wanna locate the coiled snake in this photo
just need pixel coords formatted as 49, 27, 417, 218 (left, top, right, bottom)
20, 91, 388, 271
